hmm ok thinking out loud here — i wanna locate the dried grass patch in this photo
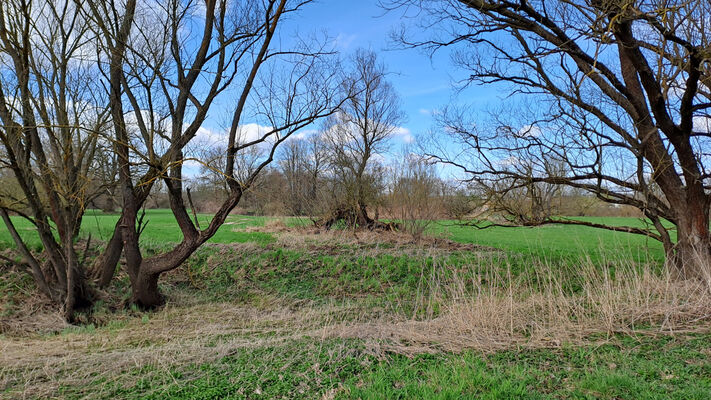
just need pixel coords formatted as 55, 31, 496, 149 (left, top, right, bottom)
271, 227, 495, 258
322, 258, 711, 354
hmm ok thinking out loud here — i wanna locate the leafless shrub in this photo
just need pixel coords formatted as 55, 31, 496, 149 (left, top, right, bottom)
387, 154, 441, 240
475, 156, 567, 225
442, 188, 475, 221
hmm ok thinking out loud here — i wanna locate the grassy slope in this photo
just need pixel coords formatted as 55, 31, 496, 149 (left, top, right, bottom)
51, 334, 711, 399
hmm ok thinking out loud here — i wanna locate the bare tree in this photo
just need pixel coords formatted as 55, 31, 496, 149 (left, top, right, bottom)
278, 138, 310, 215
441, 184, 475, 220
91, 142, 120, 213
475, 151, 567, 226
86, 0, 345, 307
391, 0, 711, 277
0, 0, 111, 320
388, 153, 441, 239
277, 134, 329, 218
322, 49, 405, 229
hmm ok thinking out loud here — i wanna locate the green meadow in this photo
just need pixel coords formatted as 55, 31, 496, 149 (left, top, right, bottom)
1, 209, 666, 261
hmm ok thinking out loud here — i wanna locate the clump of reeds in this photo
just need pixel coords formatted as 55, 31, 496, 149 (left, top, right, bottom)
327, 250, 711, 352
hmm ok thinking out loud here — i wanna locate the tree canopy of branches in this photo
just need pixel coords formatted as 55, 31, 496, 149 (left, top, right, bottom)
277, 135, 328, 218
388, 153, 442, 239
392, 0, 711, 277
84, 0, 345, 308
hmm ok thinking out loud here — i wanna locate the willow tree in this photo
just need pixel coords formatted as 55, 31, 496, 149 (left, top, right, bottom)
85, 0, 345, 307
0, 0, 110, 320
322, 49, 404, 229
392, 0, 711, 277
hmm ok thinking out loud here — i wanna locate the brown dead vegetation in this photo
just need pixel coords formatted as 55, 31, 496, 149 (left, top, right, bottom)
323, 258, 711, 355
248, 219, 495, 254
0, 301, 358, 399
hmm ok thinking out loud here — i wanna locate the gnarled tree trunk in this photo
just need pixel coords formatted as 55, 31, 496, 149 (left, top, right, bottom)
673, 201, 711, 279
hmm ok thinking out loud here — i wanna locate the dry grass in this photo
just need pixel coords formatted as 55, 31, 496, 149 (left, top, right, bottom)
0, 300, 366, 399
324, 255, 711, 354
271, 226, 493, 258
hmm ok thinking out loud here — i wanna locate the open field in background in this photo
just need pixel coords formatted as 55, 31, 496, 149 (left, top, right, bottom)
0, 210, 279, 251
1, 210, 667, 261
1, 210, 710, 399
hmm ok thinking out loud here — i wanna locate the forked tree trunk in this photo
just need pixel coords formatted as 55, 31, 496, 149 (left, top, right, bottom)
92, 183, 154, 288
92, 226, 124, 287
129, 270, 163, 309
122, 190, 244, 309
126, 242, 199, 308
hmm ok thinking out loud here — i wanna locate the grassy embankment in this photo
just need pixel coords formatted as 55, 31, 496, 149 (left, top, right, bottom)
1, 210, 709, 399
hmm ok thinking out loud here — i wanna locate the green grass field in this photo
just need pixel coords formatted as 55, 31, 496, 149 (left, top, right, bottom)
1, 210, 667, 262
2, 210, 709, 399
440, 217, 667, 262
0, 209, 277, 251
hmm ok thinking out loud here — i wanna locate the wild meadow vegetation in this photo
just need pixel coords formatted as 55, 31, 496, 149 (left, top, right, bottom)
2, 210, 711, 399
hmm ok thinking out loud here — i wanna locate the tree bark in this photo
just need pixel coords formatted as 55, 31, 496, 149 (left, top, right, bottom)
673, 203, 711, 279
129, 270, 163, 309
92, 223, 124, 287
0, 208, 55, 300
63, 212, 95, 322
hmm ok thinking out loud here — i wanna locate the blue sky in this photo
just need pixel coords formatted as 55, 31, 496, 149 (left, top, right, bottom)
284, 1, 453, 141
191, 1, 503, 178
278, 0, 499, 150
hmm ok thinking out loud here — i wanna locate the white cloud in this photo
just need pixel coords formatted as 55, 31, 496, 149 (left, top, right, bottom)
335, 33, 358, 50
693, 115, 711, 133
193, 126, 225, 147
371, 152, 387, 164
392, 126, 415, 144
496, 156, 522, 167
516, 124, 542, 138
193, 123, 275, 148
286, 128, 319, 142
182, 158, 204, 169
237, 123, 274, 144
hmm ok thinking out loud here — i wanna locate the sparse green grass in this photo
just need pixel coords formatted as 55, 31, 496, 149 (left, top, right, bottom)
179, 243, 629, 320
343, 334, 711, 399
